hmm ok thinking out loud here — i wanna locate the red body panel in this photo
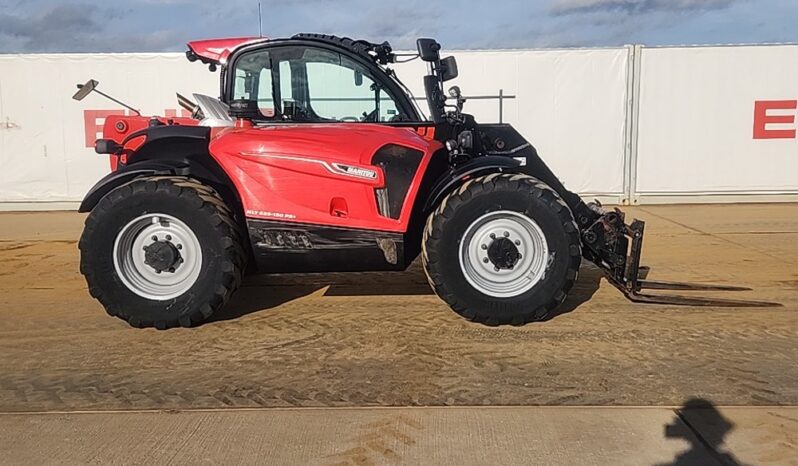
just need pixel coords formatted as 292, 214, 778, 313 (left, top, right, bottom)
186, 37, 267, 64
103, 115, 197, 169
209, 124, 444, 233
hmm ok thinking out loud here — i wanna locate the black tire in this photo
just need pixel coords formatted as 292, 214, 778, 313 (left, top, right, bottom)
422, 173, 581, 325
79, 176, 246, 329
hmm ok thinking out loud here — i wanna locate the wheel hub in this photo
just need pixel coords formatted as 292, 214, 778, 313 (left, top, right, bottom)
113, 213, 202, 300
459, 211, 549, 298
143, 240, 182, 273
487, 237, 520, 270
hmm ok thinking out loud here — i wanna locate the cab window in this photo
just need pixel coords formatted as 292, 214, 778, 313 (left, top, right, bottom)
231, 45, 406, 122
304, 52, 400, 122
232, 49, 275, 117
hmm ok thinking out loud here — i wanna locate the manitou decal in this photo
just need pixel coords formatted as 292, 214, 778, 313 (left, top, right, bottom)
753, 100, 797, 139
83, 109, 191, 147
330, 163, 378, 179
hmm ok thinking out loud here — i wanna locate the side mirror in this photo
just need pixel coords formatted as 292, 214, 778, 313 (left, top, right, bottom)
73, 79, 99, 101
71, 78, 141, 115
416, 38, 441, 62
354, 70, 363, 86
440, 56, 458, 82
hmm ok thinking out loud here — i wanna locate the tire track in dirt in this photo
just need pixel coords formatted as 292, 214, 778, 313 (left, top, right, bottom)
1, 208, 797, 412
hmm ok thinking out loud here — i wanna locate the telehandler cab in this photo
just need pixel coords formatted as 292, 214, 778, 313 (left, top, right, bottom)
74, 34, 776, 329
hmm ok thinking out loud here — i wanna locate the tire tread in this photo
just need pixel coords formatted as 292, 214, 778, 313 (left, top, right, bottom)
422, 173, 581, 325
79, 176, 246, 329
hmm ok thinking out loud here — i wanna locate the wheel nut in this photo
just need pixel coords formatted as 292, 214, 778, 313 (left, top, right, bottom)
483, 257, 489, 263
481, 244, 487, 250
151, 236, 158, 241
518, 253, 523, 259
515, 240, 521, 246
166, 235, 172, 241
490, 233, 496, 239
494, 266, 500, 272
168, 268, 175, 273
503, 231, 509, 237
177, 244, 182, 250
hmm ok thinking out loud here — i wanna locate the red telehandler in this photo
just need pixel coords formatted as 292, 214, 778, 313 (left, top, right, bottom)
73, 34, 776, 329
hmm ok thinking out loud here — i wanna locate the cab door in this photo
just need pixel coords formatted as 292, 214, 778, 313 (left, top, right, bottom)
216, 43, 438, 232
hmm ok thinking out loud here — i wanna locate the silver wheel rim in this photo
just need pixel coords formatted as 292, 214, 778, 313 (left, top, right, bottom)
459, 210, 549, 298
113, 213, 202, 300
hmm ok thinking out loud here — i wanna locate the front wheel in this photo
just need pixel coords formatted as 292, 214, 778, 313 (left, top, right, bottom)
422, 173, 581, 325
79, 176, 246, 329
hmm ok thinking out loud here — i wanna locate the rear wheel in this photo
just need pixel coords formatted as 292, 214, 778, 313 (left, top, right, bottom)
79, 176, 246, 329
422, 173, 581, 325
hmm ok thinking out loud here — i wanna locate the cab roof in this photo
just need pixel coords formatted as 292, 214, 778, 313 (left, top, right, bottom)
185, 34, 396, 67
185, 37, 267, 65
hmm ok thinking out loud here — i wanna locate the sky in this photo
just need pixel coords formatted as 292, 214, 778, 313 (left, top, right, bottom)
0, 0, 797, 53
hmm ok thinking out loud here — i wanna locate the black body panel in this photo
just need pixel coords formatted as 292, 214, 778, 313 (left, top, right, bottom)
130, 124, 210, 161
247, 219, 407, 273
371, 144, 424, 219
476, 124, 585, 212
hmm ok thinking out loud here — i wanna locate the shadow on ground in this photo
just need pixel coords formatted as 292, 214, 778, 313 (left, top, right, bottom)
208, 261, 603, 324
659, 397, 745, 466
545, 263, 603, 320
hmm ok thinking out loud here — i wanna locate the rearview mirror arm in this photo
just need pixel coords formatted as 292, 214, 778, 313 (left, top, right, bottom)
75, 83, 142, 116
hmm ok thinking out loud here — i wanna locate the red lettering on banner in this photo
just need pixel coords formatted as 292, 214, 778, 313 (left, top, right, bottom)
753, 100, 797, 139
83, 109, 126, 147
83, 109, 192, 148
164, 108, 192, 118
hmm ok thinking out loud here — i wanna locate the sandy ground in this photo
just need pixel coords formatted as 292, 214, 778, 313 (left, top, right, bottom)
5, 406, 797, 465
0, 204, 797, 464
0, 205, 796, 412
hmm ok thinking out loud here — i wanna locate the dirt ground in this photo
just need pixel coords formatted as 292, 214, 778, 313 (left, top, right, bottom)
0, 204, 796, 412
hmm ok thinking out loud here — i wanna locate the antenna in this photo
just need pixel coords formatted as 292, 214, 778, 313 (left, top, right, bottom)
258, 2, 263, 37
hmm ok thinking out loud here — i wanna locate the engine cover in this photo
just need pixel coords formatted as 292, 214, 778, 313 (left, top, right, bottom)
208, 123, 442, 232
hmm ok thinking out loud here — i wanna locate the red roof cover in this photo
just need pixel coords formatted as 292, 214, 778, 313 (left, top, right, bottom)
186, 37, 267, 64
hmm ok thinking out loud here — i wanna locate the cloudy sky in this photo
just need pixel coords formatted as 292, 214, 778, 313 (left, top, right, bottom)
1, 0, 796, 53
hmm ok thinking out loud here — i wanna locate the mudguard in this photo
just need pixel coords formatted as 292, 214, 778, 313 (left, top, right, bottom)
78, 161, 188, 212
80, 125, 230, 213
477, 123, 584, 212
421, 123, 587, 216
422, 156, 523, 212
